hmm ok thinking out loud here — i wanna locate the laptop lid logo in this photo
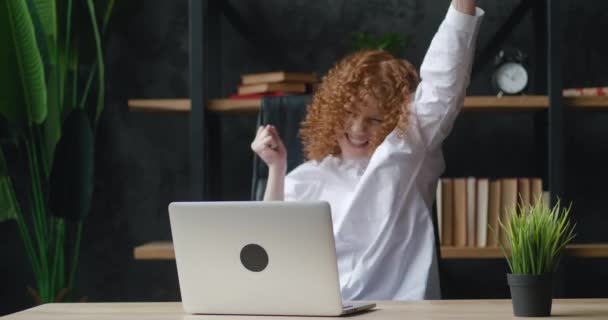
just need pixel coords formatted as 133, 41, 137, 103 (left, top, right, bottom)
240, 244, 269, 272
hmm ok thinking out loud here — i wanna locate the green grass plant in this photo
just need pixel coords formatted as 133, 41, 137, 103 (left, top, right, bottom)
496, 198, 576, 275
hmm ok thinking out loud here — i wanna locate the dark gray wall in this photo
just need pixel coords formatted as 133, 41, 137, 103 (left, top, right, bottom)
3, 0, 608, 315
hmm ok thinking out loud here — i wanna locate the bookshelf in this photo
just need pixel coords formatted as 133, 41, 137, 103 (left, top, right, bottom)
127, 93, 608, 259
129, 1, 607, 300
127, 96, 608, 113
132, 241, 608, 260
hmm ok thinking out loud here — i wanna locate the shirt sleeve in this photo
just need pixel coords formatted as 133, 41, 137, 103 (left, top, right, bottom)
412, 5, 484, 150
284, 161, 322, 201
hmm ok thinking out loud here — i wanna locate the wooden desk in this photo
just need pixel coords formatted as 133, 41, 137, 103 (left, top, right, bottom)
4, 300, 608, 319
133, 241, 608, 260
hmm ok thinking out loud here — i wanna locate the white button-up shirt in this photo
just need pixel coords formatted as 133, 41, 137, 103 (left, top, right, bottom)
285, 5, 484, 301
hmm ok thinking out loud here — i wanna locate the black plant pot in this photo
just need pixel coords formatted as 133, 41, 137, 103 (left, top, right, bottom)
507, 273, 553, 317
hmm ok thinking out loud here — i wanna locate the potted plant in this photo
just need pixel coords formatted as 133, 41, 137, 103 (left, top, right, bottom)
497, 198, 576, 317
0, 0, 114, 304
351, 32, 412, 57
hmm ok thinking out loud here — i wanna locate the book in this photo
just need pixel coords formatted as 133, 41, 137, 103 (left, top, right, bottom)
228, 92, 288, 99
208, 98, 261, 112
238, 82, 308, 95
476, 178, 489, 248
436, 176, 543, 248
487, 180, 501, 247
563, 87, 608, 97
436, 181, 443, 244
542, 191, 551, 208
241, 71, 318, 85
517, 178, 531, 209
466, 177, 477, 247
453, 178, 467, 247
441, 179, 454, 246
500, 178, 518, 246
531, 178, 543, 206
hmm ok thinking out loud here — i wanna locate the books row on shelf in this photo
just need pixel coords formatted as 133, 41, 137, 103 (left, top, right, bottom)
436, 177, 548, 248
563, 87, 608, 97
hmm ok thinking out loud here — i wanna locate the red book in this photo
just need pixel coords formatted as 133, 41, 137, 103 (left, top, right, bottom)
229, 92, 289, 99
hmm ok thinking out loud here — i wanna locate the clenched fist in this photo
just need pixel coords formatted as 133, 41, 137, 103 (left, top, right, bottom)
251, 125, 287, 170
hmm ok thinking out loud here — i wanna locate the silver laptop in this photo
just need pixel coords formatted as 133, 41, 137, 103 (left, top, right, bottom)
168, 201, 376, 316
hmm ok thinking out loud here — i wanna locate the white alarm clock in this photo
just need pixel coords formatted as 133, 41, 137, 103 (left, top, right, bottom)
492, 49, 529, 95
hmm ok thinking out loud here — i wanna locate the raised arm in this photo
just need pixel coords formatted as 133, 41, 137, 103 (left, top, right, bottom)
411, 0, 483, 149
251, 125, 287, 201
452, 0, 476, 16
263, 165, 286, 201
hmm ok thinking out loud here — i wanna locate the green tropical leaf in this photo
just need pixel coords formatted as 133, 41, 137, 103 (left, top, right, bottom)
67, 46, 79, 116
48, 109, 94, 221
6, 0, 48, 125
0, 3, 26, 125
0, 147, 18, 222
0, 147, 8, 178
31, 0, 57, 40
22, 0, 65, 177
41, 58, 63, 177
0, 177, 18, 222
102, 0, 115, 31
86, 0, 105, 124
25, 0, 56, 65
26, 0, 62, 176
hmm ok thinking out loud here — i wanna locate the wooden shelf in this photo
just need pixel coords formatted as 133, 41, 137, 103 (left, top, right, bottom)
128, 96, 608, 113
464, 95, 548, 110
566, 96, 608, 108
128, 99, 190, 112
133, 241, 608, 260
207, 98, 261, 113
127, 98, 260, 113
133, 241, 175, 260
463, 96, 608, 109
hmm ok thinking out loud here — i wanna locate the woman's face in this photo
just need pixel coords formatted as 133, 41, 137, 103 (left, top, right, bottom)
336, 100, 384, 160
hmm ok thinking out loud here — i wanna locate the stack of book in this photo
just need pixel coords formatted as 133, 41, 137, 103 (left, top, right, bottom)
563, 86, 608, 97
209, 71, 317, 111
233, 71, 317, 97
436, 177, 549, 248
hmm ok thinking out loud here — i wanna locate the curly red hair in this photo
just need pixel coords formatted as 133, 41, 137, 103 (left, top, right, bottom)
300, 50, 420, 161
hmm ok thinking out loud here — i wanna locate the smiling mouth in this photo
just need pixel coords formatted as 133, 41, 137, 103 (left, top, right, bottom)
346, 134, 369, 149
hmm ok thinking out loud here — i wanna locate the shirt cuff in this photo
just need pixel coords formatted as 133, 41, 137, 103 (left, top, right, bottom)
445, 4, 484, 32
